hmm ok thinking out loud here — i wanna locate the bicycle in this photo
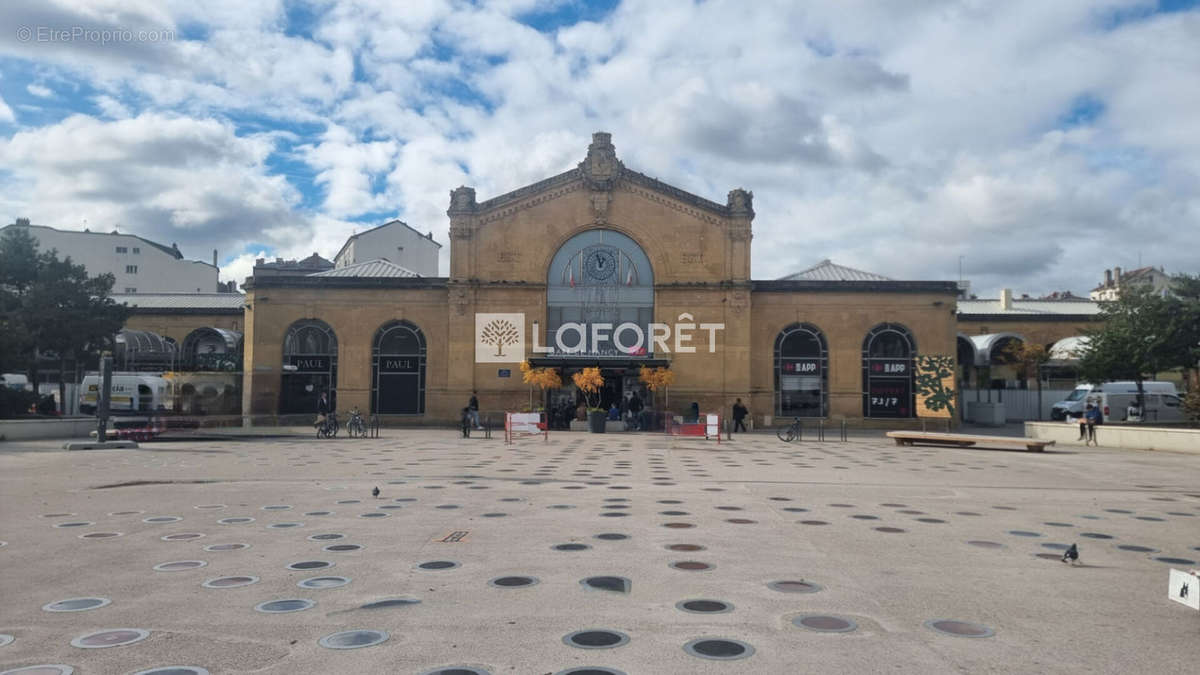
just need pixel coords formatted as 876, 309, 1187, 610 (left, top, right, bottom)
317, 411, 340, 439
346, 407, 366, 438
776, 417, 802, 442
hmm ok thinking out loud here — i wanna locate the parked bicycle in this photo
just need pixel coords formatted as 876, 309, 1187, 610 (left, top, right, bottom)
317, 411, 340, 439
776, 417, 803, 442
346, 407, 366, 438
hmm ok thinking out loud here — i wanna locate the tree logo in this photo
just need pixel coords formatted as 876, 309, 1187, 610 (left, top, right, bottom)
475, 313, 525, 363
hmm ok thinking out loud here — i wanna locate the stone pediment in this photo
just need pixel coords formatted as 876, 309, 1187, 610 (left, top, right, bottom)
458, 132, 751, 220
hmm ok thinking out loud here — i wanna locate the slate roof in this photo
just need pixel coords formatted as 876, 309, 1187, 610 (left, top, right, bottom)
308, 258, 420, 278
957, 298, 1102, 316
110, 293, 245, 314
778, 259, 892, 282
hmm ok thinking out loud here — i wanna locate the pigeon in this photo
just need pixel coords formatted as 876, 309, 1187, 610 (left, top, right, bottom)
1061, 543, 1079, 564
372, 486, 380, 499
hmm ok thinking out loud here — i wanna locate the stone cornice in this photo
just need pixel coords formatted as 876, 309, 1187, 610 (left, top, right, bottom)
956, 313, 1103, 322
244, 276, 450, 290
469, 168, 736, 224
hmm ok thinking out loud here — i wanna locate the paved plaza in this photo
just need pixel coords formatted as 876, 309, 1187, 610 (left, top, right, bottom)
1, 429, 1197, 674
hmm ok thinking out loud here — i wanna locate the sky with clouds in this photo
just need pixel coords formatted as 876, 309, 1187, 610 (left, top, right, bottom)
1, 0, 1197, 296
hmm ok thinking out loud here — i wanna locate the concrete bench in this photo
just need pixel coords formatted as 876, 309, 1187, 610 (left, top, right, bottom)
886, 431, 1054, 453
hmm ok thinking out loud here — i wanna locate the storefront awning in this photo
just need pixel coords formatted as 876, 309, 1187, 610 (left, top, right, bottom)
1047, 336, 1090, 366
528, 357, 671, 369
968, 332, 1025, 367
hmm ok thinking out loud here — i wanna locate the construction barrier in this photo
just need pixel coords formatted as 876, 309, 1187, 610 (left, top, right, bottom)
665, 413, 721, 443
505, 411, 548, 444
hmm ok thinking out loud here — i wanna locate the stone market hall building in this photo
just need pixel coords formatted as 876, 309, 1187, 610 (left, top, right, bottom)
242, 133, 960, 426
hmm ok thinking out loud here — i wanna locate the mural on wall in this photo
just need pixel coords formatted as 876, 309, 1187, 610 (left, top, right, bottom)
914, 354, 956, 418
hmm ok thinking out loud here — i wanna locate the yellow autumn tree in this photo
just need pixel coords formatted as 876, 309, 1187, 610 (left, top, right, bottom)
571, 367, 604, 410
520, 361, 562, 410
639, 366, 675, 408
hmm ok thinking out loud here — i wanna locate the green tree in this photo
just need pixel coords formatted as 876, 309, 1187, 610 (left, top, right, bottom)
1167, 273, 1200, 391
0, 226, 128, 414
1078, 285, 1175, 406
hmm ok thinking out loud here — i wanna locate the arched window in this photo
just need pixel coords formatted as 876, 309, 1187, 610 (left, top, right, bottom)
182, 327, 243, 372
775, 323, 828, 417
862, 323, 916, 418
280, 319, 338, 415
545, 229, 654, 357
372, 321, 426, 415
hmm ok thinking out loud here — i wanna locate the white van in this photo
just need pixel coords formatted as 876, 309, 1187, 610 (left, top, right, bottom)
1092, 391, 1185, 423
1050, 381, 1179, 421
78, 373, 169, 415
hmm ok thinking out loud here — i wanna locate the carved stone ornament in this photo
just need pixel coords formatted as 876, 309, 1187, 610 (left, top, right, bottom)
727, 188, 754, 217
730, 289, 750, 316
451, 286, 469, 316
448, 186, 477, 215
590, 191, 610, 224
578, 131, 623, 191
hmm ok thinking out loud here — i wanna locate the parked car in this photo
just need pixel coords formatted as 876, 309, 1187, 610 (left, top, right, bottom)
1050, 381, 1179, 421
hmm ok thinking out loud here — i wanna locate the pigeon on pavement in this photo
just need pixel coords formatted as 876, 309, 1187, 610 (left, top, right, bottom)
1061, 543, 1079, 564
372, 486, 380, 498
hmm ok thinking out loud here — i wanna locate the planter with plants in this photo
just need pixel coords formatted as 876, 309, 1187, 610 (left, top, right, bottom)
571, 367, 606, 433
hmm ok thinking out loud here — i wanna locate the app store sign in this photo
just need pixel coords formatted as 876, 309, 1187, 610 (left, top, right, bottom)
869, 360, 908, 375
781, 359, 822, 375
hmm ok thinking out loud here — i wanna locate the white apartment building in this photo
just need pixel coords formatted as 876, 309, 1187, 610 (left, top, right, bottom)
1090, 265, 1174, 301
3, 219, 219, 293
333, 219, 441, 276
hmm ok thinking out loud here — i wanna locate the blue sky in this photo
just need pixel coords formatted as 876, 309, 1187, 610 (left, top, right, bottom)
1, 0, 1197, 294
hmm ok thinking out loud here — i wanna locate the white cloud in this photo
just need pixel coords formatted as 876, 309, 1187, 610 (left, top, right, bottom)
0, 112, 307, 264
0, 94, 14, 123
26, 83, 53, 98
299, 124, 397, 217
1, 0, 1197, 297
92, 94, 131, 118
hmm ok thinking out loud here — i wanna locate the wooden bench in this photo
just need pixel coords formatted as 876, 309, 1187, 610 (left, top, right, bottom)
885, 431, 1054, 453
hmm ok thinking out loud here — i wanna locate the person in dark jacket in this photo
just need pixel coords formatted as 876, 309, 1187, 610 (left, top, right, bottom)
732, 398, 748, 433
468, 391, 482, 430
687, 401, 700, 423
627, 392, 643, 430
315, 391, 330, 429
1083, 403, 1102, 446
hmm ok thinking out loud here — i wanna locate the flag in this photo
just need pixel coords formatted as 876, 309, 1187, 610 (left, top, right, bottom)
569, 267, 575, 288
626, 268, 633, 286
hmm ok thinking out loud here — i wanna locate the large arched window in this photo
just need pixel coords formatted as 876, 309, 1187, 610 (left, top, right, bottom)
775, 323, 828, 417
182, 327, 243, 372
545, 229, 654, 357
280, 319, 338, 415
862, 323, 916, 418
372, 321, 426, 415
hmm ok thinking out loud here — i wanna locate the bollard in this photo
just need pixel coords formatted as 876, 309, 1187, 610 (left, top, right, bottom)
96, 355, 113, 443
841, 419, 847, 442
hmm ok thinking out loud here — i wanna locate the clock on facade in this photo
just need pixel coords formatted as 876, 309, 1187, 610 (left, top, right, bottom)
584, 248, 617, 282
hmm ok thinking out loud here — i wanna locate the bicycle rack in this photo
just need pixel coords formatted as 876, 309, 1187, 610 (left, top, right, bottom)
369, 414, 380, 438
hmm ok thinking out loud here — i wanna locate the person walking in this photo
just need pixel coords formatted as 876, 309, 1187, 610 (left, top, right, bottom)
627, 391, 643, 431
732, 398, 748, 434
468, 391, 482, 430
315, 391, 330, 431
1083, 403, 1102, 446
